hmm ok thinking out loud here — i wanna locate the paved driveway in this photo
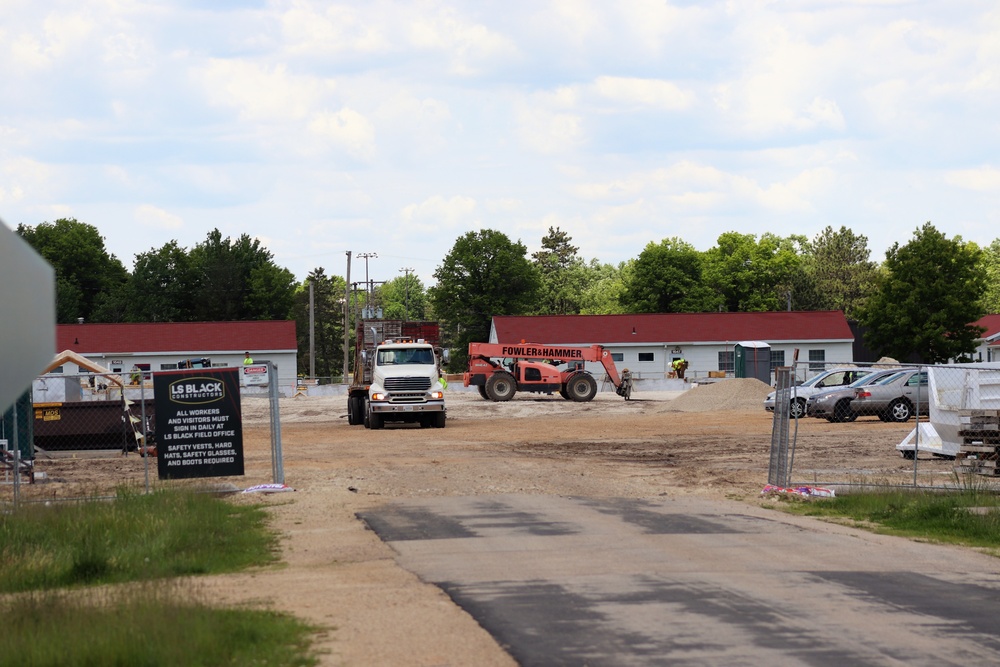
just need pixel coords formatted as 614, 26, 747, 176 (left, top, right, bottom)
360, 494, 1000, 666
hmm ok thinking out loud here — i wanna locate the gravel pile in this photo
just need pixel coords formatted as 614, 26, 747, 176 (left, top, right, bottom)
667, 378, 772, 412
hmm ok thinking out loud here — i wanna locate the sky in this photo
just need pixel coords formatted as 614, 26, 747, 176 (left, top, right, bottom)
2, 1, 1000, 289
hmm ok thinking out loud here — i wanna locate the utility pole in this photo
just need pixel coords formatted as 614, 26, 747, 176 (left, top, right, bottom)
308, 278, 315, 379
343, 251, 351, 382
399, 267, 413, 322
358, 252, 377, 317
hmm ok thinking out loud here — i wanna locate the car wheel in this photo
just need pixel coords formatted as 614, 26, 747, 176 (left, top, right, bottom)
833, 400, 857, 423
888, 398, 912, 422
789, 398, 806, 419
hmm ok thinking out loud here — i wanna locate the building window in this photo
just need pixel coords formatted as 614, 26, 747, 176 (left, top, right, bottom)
770, 349, 785, 371
718, 351, 734, 372
808, 349, 825, 372
611, 353, 624, 362
638, 352, 654, 362
160, 363, 178, 370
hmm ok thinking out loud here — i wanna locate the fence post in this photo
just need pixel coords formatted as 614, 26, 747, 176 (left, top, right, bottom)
768, 366, 793, 487
268, 362, 285, 485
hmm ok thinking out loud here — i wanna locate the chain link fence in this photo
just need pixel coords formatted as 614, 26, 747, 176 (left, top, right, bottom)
1, 365, 284, 509
768, 360, 1000, 492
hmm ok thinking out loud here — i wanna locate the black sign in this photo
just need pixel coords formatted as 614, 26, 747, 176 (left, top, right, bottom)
153, 367, 244, 480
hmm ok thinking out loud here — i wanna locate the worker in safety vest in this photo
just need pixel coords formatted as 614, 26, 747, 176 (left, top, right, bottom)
244, 352, 254, 365
672, 358, 688, 379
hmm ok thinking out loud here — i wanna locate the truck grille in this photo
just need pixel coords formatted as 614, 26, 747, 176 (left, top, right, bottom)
385, 377, 432, 392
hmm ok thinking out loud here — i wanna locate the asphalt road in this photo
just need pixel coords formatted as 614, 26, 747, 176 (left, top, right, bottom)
360, 494, 1000, 666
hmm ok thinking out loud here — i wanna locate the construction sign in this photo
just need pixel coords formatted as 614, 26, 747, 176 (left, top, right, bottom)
153, 367, 244, 480
241, 363, 270, 386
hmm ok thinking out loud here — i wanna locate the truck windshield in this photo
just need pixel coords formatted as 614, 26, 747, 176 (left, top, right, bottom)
377, 348, 435, 365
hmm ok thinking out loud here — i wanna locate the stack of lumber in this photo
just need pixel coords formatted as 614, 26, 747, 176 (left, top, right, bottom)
955, 410, 1000, 476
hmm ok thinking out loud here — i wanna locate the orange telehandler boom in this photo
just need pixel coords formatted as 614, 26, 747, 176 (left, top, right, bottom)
463, 342, 633, 402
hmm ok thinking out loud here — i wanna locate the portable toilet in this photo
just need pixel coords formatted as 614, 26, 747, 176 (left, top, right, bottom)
735, 341, 771, 383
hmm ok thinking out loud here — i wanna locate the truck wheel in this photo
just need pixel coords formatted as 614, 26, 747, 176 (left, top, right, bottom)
888, 399, 912, 422
477, 385, 489, 400
485, 372, 516, 401
432, 412, 446, 428
365, 399, 384, 430
347, 395, 364, 425
566, 373, 597, 402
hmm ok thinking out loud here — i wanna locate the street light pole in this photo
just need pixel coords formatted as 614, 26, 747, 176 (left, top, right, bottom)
400, 267, 413, 322
343, 251, 351, 382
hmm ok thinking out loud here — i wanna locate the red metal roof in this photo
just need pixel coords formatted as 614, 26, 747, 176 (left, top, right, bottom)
56, 321, 297, 354
492, 311, 853, 345
974, 314, 1000, 340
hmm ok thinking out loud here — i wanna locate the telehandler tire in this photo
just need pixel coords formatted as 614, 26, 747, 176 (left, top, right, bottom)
566, 373, 598, 402
485, 372, 517, 401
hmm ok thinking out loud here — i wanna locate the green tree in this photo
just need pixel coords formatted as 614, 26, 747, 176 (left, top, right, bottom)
125, 241, 198, 322
979, 239, 1000, 314
859, 222, 986, 363
702, 232, 805, 312
188, 229, 296, 321
531, 226, 588, 315
377, 273, 427, 321
293, 268, 347, 380
430, 229, 541, 370
801, 226, 878, 319
16, 218, 128, 323
579, 260, 631, 315
620, 237, 719, 313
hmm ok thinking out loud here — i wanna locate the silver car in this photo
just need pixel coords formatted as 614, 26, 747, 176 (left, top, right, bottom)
805, 369, 901, 422
849, 369, 928, 422
764, 367, 875, 419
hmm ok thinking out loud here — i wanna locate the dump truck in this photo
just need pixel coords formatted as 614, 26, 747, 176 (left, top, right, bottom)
464, 342, 633, 401
347, 320, 446, 429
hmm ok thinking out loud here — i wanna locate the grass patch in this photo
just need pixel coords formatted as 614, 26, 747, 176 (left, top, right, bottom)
775, 482, 1000, 549
0, 584, 320, 666
0, 487, 280, 593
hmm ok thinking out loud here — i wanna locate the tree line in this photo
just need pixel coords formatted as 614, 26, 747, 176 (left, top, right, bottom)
16, 218, 994, 375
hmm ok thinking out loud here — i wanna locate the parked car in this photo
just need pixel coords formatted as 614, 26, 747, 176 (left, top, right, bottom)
849, 369, 928, 422
764, 367, 876, 419
805, 368, 902, 422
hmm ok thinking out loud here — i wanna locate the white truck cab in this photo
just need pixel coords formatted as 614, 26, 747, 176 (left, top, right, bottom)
364, 339, 446, 429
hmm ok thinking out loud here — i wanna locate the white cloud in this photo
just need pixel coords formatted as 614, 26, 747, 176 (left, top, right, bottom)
308, 108, 376, 161
592, 76, 694, 111
8, 11, 95, 69
515, 101, 584, 155
1, 157, 53, 204
408, 8, 519, 75
280, 3, 390, 56
135, 204, 182, 230
572, 161, 834, 213
946, 166, 1000, 192
198, 59, 330, 122
400, 195, 477, 230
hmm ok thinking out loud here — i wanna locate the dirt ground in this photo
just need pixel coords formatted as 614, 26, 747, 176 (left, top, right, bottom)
11, 380, 952, 666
